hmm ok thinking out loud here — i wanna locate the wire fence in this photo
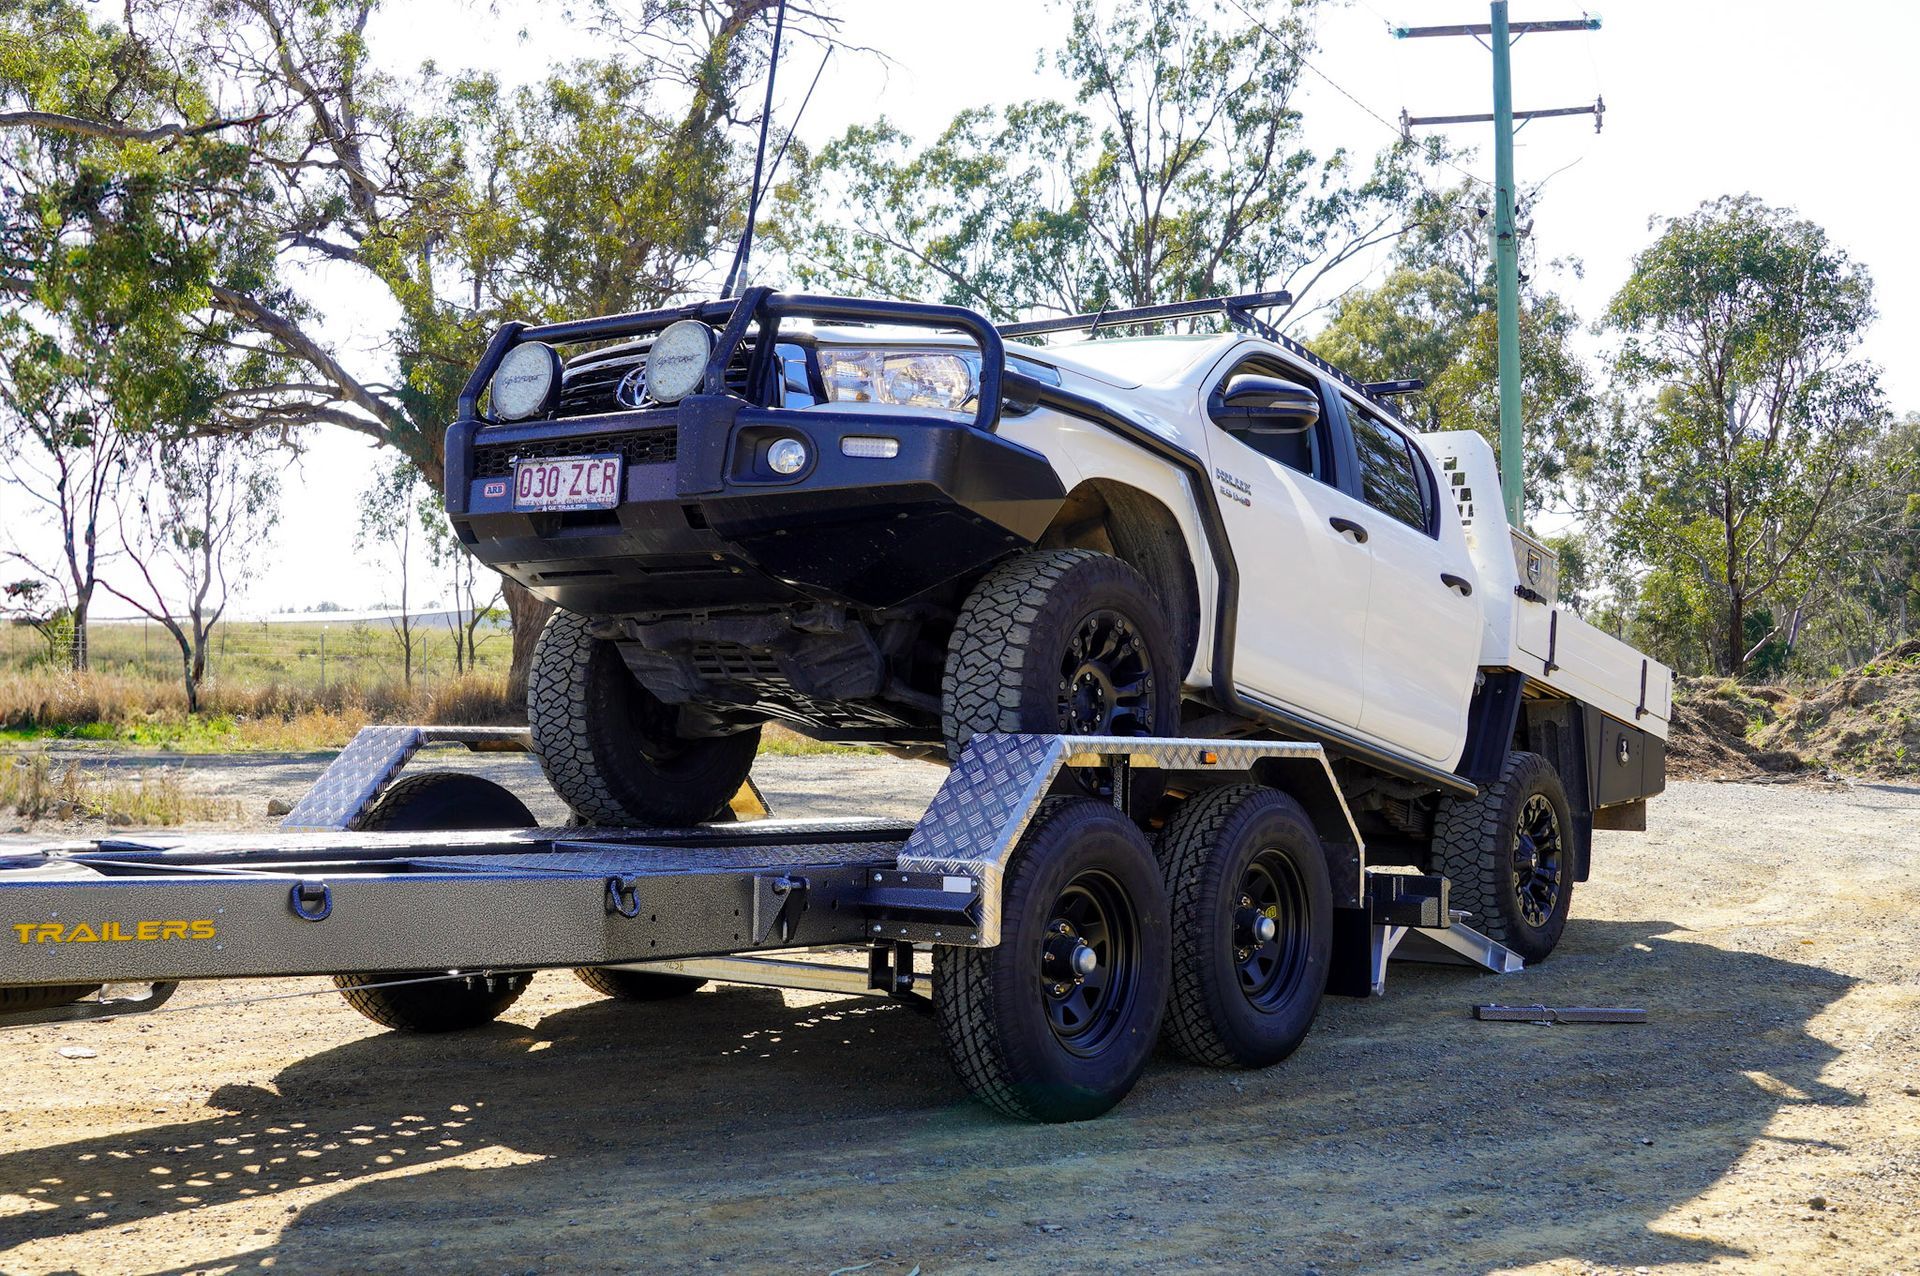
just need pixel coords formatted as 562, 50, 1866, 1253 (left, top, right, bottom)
0, 613, 513, 692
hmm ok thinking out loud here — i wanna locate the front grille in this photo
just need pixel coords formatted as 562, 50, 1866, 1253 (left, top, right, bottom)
555, 333, 762, 419
472, 426, 678, 479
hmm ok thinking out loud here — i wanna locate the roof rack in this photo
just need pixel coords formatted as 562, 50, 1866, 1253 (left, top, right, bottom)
995, 291, 1409, 415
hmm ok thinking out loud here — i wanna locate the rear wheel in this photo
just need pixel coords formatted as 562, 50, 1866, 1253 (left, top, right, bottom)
332, 771, 537, 1033
942, 550, 1178, 811
530, 609, 760, 827
1157, 785, 1332, 1067
574, 966, 707, 1001
934, 797, 1170, 1122
1430, 750, 1574, 963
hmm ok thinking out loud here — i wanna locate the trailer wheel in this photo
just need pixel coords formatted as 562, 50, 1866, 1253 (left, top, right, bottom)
934, 797, 1169, 1122
332, 771, 537, 1032
573, 966, 707, 1000
1157, 785, 1332, 1068
530, 609, 761, 827
0, 984, 101, 1016
1430, 750, 1574, 963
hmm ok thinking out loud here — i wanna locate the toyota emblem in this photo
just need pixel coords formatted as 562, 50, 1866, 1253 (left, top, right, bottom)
615, 365, 649, 409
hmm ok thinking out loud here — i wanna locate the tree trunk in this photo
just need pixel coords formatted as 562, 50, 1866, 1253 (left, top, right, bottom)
70, 587, 91, 672
1725, 586, 1746, 679
503, 579, 552, 703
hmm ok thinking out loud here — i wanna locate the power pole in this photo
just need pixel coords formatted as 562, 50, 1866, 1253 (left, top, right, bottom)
1395, 4, 1602, 528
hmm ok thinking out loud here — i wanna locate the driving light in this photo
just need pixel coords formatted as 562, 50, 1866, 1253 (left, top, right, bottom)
840, 435, 901, 459
819, 348, 978, 410
644, 320, 714, 404
489, 342, 560, 420
767, 438, 810, 475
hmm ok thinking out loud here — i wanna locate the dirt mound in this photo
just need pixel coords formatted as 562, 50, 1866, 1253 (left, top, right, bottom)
1757, 640, 1920, 780
1667, 677, 1809, 781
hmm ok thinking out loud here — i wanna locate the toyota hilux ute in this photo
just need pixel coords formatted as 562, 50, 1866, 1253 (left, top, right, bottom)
444, 287, 1670, 965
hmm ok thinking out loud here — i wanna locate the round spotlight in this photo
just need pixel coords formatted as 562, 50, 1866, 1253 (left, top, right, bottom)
489, 341, 560, 420
767, 438, 810, 476
643, 319, 714, 404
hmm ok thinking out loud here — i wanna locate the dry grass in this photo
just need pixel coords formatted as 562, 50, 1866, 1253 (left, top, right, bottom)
0, 752, 241, 827
0, 669, 520, 752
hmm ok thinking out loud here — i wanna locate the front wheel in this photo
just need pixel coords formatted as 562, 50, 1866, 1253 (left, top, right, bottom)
530, 610, 760, 827
934, 797, 1170, 1122
1430, 750, 1575, 963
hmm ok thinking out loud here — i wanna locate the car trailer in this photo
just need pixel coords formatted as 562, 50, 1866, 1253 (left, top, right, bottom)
1, 727, 1520, 1122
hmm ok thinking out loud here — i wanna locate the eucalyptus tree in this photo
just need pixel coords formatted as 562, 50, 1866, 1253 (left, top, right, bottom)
779, 0, 1440, 323
1, 0, 814, 691
1595, 195, 1884, 677
1314, 183, 1598, 521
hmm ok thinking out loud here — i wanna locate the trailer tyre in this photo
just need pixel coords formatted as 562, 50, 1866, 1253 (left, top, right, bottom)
934, 797, 1169, 1123
530, 609, 760, 827
573, 967, 708, 1000
1157, 785, 1332, 1068
0, 984, 102, 1017
942, 549, 1179, 765
332, 771, 537, 1033
1431, 750, 1574, 963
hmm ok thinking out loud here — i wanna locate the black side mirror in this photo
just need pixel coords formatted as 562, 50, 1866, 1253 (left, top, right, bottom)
1209, 375, 1321, 434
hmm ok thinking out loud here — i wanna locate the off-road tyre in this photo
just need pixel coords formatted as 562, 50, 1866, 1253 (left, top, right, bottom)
573, 967, 708, 1000
0, 985, 102, 1016
1158, 785, 1333, 1068
530, 609, 760, 827
333, 771, 537, 1032
942, 548, 1179, 770
1430, 750, 1574, 963
934, 797, 1170, 1122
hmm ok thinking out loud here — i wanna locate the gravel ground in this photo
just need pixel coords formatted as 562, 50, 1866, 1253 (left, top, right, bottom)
1, 753, 1917, 1275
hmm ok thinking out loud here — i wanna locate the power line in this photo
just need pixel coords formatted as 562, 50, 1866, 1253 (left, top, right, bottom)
1222, 0, 1492, 189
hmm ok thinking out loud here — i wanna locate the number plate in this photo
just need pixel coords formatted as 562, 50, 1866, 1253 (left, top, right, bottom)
512, 453, 623, 511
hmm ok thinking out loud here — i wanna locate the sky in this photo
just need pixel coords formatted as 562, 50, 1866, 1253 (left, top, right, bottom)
33, 0, 1920, 615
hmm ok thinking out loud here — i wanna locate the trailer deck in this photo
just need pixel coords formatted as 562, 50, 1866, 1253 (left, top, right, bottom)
3, 728, 1524, 1089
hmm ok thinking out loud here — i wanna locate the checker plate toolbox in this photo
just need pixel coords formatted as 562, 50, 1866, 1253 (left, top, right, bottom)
0, 727, 1514, 1008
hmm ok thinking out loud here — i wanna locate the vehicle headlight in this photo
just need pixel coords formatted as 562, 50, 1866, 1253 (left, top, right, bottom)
819, 348, 979, 410
489, 341, 561, 420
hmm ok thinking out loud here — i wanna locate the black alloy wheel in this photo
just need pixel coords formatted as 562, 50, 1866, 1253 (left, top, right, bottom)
1057, 609, 1159, 737
1512, 793, 1566, 928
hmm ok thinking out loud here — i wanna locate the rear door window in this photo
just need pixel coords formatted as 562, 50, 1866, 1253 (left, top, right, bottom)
1348, 404, 1433, 535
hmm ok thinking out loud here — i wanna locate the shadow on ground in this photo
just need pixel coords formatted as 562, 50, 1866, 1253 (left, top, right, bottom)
0, 917, 1861, 1273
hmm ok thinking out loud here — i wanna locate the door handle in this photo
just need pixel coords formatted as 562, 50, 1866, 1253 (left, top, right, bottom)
1441, 572, 1474, 596
1328, 516, 1369, 544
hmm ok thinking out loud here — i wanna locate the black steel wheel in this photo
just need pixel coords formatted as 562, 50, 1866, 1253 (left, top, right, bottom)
935, 797, 1170, 1122
1158, 785, 1332, 1068
332, 772, 537, 1033
1431, 750, 1576, 963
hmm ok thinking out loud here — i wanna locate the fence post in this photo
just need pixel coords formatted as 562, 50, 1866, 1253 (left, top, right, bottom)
320, 628, 327, 695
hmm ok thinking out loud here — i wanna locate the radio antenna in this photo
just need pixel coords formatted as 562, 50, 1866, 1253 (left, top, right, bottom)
720, 0, 789, 299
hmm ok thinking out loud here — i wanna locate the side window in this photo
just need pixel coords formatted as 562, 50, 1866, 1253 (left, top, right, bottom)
1212, 361, 1334, 484
1348, 404, 1433, 535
